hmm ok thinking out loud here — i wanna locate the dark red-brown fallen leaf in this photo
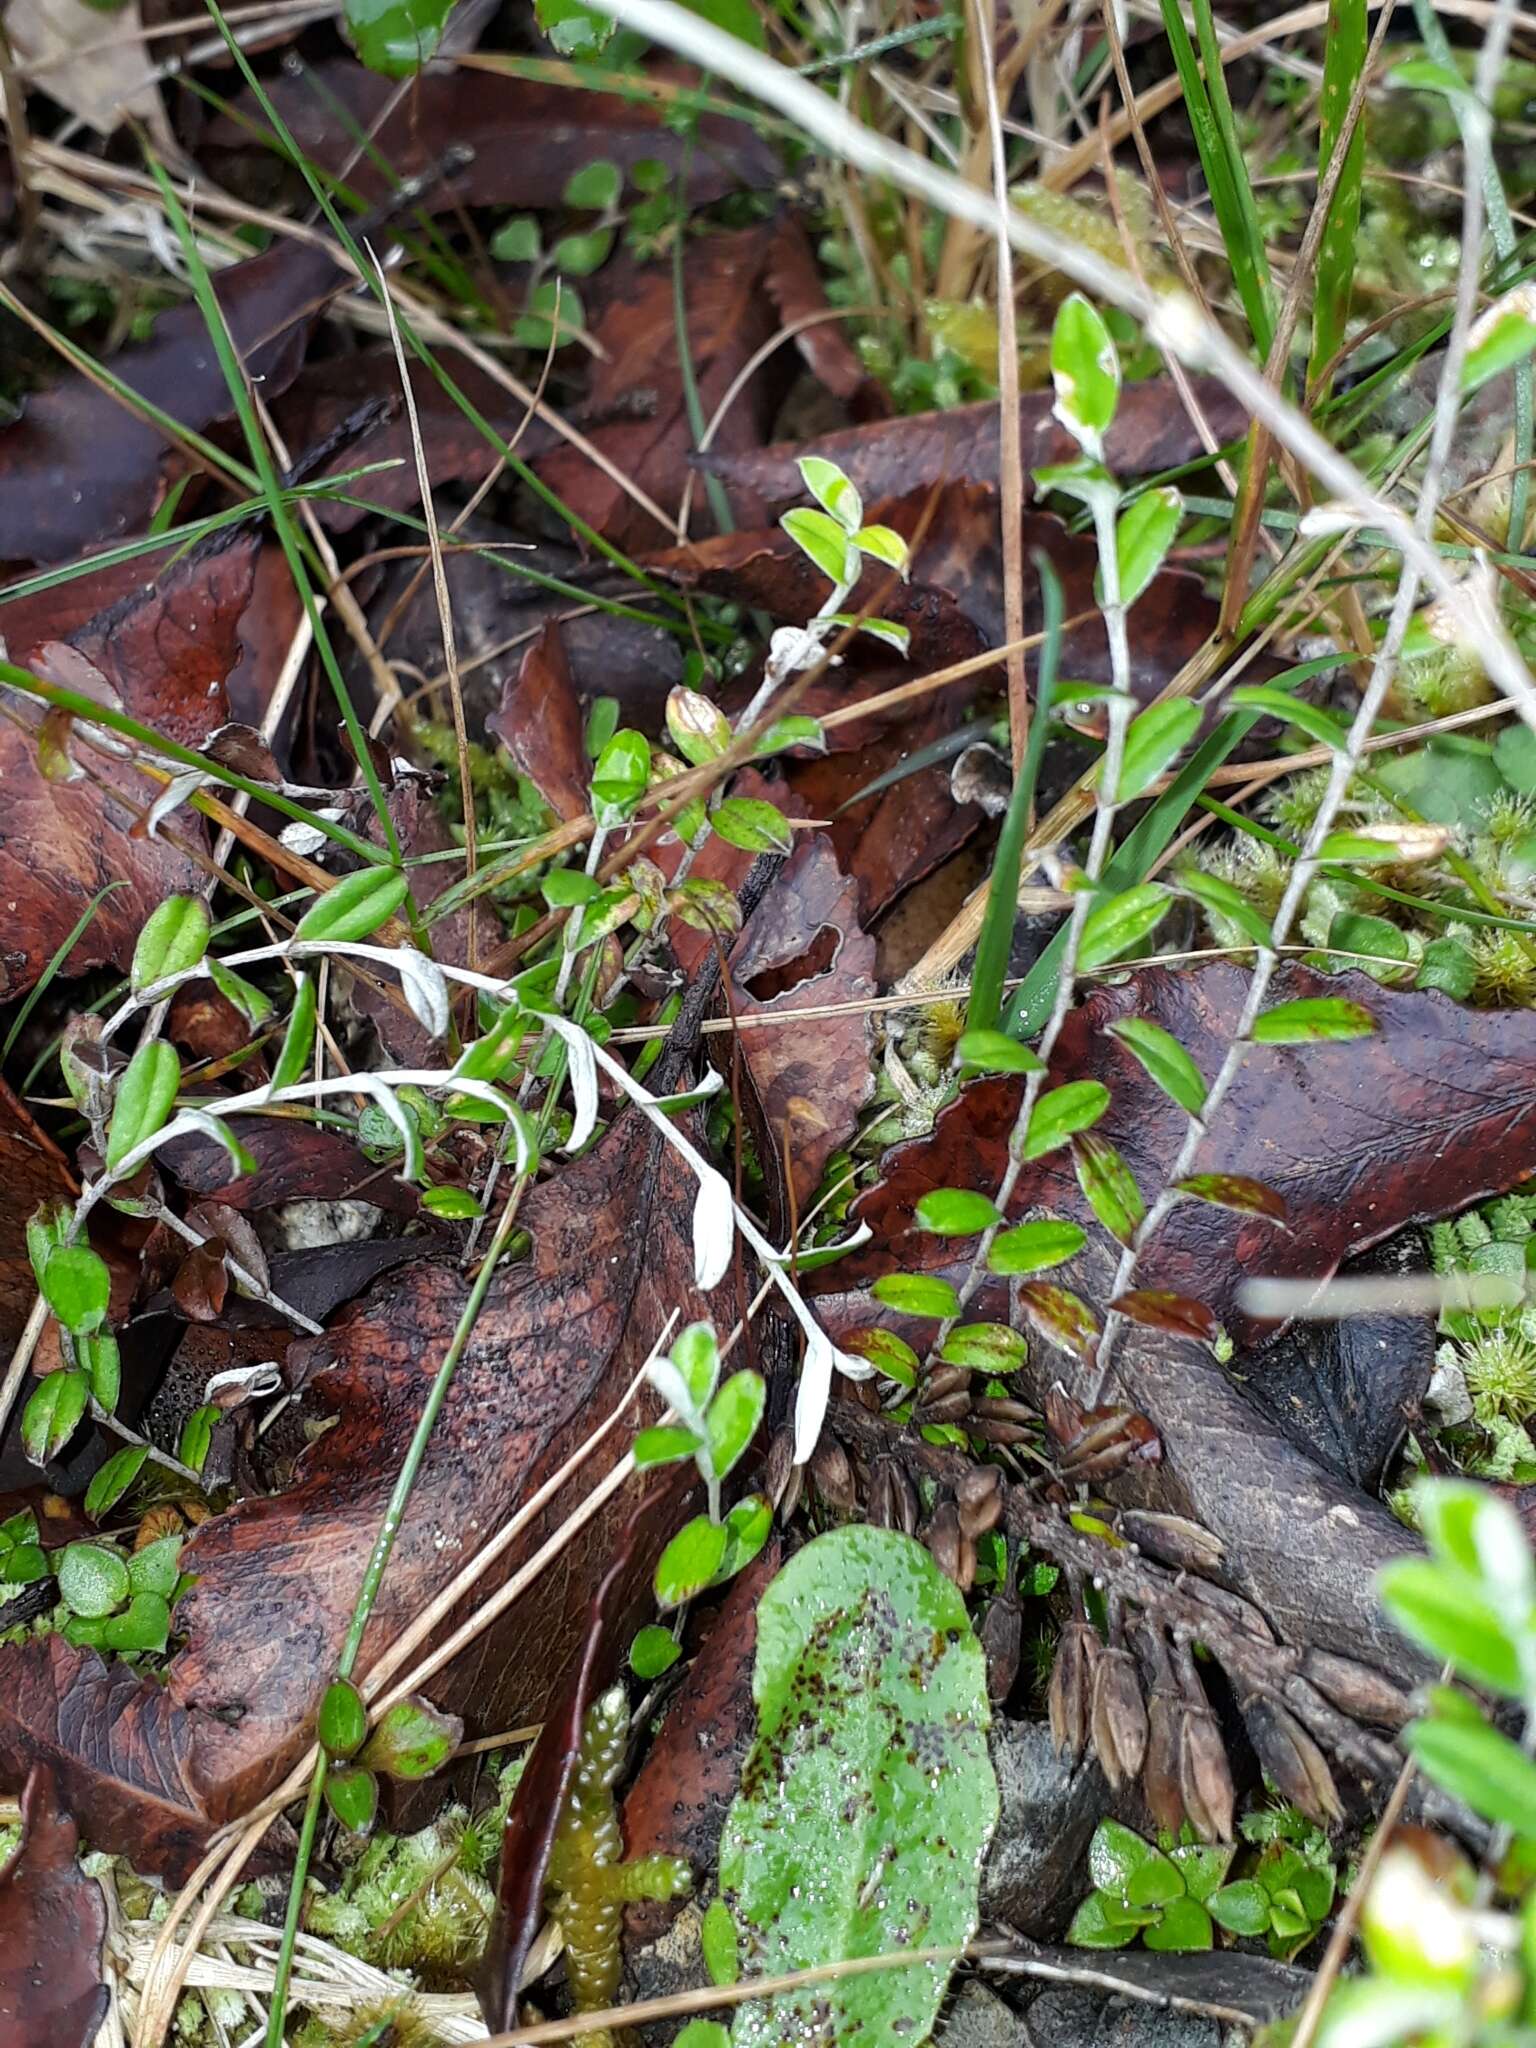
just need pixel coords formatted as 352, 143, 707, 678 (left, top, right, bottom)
0, 524, 262, 1000
812, 963, 1536, 1674
696, 375, 1248, 513
721, 834, 876, 1213
0, 1640, 208, 1886
207, 62, 779, 217
760, 215, 879, 408
489, 620, 590, 822
272, 353, 553, 535
788, 701, 985, 921
0, 1005, 732, 1874
817, 963, 1536, 1346
620, 1537, 780, 1946
161, 1119, 417, 1215
0, 240, 346, 563
476, 1463, 696, 2029
0, 1765, 108, 2048
532, 227, 785, 552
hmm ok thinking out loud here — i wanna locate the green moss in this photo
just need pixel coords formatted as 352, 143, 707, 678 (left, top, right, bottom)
545, 1688, 691, 2048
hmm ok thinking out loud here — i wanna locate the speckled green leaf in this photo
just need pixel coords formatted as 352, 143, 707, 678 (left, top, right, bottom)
719, 1526, 998, 2046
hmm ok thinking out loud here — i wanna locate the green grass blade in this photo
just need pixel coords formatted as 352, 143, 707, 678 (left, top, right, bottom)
1308, 0, 1368, 395
1157, 0, 1274, 355
140, 151, 401, 861
967, 556, 1063, 1036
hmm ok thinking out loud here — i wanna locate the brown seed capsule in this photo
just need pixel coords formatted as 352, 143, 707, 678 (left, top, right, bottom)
973, 1396, 1035, 1427
926, 1500, 965, 1587
914, 1389, 974, 1426
956, 1531, 978, 1595
980, 1594, 1022, 1703
922, 1364, 972, 1406
1048, 1619, 1101, 1761
1301, 1650, 1413, 1729
971, 1418, 1036, 1448
1242, 1691, 1344, 1827
809, 1436, 857, 1514
956, 1465, 1004, 1541
866, 1458, 897, 1531
1116, 1510, 1225, 1575
1178, 1707, 1235, 1843
1142, 1689, 1185, 1834
765, 1427, 801, 1517
888, 1459, 920, 1537
1090, 1647, 1149, 1790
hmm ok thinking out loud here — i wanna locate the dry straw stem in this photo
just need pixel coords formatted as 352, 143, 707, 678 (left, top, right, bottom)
371, 244, 480, 916
969, 0, 1030, 790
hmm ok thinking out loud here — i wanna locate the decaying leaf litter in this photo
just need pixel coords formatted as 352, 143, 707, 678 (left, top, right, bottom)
4, 2, 1536, 2045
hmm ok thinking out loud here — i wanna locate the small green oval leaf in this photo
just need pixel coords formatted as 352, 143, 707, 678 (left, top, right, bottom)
294, 866, 409, 946
106, 1039, 181, 1171
131, 895, 211, 994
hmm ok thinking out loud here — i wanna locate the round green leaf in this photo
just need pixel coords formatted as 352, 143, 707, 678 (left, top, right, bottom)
420, 1185, 483, 1221
630, 1625, 682, 1680
1023, 1081, 1109, 1161
871, 1274, 962, 1319
1210, 1879, 1272, 1936
1107, 1017, 1208, 1116
591, 729, 651, 825
85, 1445, 149, 1521
987, 1218, 1086, 1276
359, 1695, 462, 1780
1050, 293, 1120, 457
102, 1591, 171, 1654
700, 1896, 740, 1986
1078, 883, 1173, 972
711, 797, 794, 856
325, 1764, 380, 1834
57, 1541, 129, 1618
655, 1514, 729, 1609
127, 1534, 181, 1599
956, 1029, 1047, 1076
1144, 1896, 1213, 1952
1252, 997, 1377, 1044
21, 1370, 89, 1465
563, 158, 622, 210
840, 1328, 920, 1387
707, 1371, 767, 1482
634, 1424, 703, 1469
41, 1245, 110, 1336
1111, 487, 1183, 610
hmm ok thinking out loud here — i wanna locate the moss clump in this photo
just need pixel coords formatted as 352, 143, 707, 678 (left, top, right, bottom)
545, 1688, 691, 2048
